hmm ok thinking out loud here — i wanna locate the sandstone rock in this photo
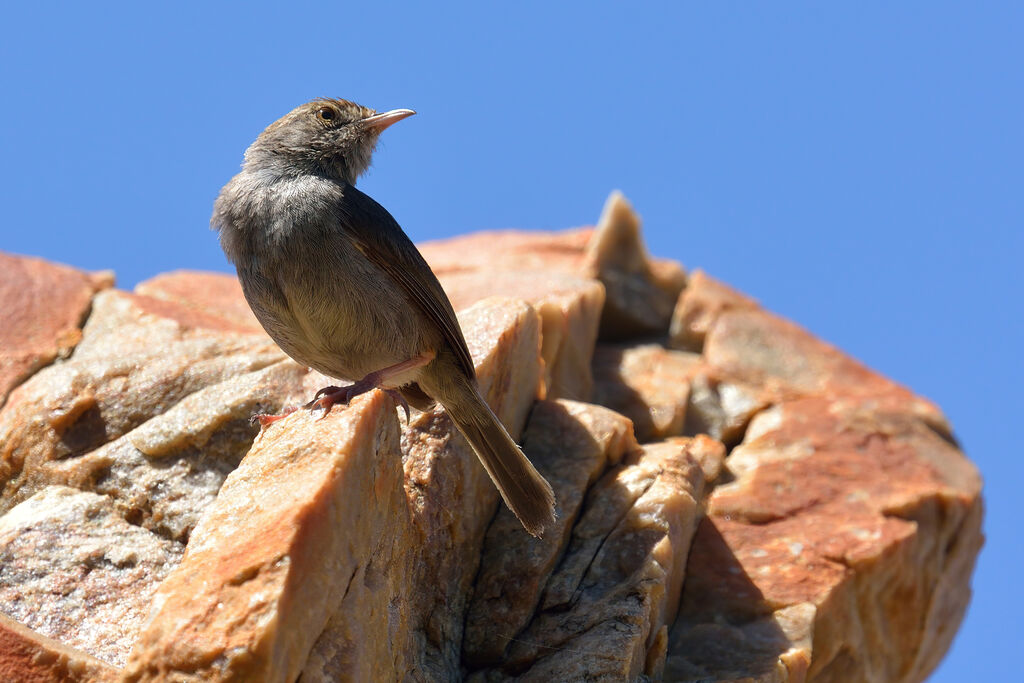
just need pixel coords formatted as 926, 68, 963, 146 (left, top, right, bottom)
0, 208, 982, 683
0, 252, 111, 408
438, 271, 604, 400
0, 487, 182, 667
584, 192, 687, 340
0, 612, 118, 682
665, 396, 982, 682
591, 343, 701, 443
0, 289, 285, 514
668, 269, 758, 352
123, 391, 400, 683
464, 400, 639, 666
419, 227, 594, 276
479, 437, 712, 681
302, 297, 543, 682
703, 307, 949, 435
50, 361, 313, 542
134, 270, 265, 335
420, 191, 687, 342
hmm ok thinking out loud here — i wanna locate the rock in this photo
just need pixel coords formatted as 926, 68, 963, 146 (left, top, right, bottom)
591, 343, 701, 443
668, 269, 759, 352
439, 271, 604, 401
0, 289, 285, 515
464, 400, 639, 666
665, 397, 982, 682
123, 391, 401, 683
0, 210, 981, 683
301, 297, 543, 682
0, 612, 118, 682
420, 227, 595, 275
51, 361, 314, 542
481, 437, 712, 681
0, 252, 111, 408
583, 192, 687, 340
134, 270, 265, 335
0, 486, 182, 667
420, 191, 687, 342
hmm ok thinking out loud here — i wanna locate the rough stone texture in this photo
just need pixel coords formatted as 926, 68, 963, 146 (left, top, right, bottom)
584, 192, 688, 340
592, 343, 702, 443
478, 437, 715, 681
438, 271, 604, 401
0, 487, 182, 667
419, 227, 594, 276
301, 297, 544, 682
0, 288, 285, 516
0, 194, 982, 683
420, 191, 687, 344
0, 612, 118, 682
134, 270, 265, 335
668, 268, 759, 353
123, 391, 400, 683
0, 252, 112, 408
464, 400, 640, 666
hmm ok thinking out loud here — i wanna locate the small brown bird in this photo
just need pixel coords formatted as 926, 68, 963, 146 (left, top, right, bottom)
211, 98, 555, 536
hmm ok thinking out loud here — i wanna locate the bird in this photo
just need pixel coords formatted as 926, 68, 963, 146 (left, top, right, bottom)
211, 98, 556, 537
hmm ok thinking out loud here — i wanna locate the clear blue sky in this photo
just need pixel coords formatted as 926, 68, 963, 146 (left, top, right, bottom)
1, 3, 1019, 679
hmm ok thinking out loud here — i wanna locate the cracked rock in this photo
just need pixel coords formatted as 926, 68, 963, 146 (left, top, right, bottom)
0, 199, 982, 681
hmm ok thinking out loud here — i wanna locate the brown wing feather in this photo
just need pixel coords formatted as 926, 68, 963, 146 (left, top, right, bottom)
335, 184, 476, 379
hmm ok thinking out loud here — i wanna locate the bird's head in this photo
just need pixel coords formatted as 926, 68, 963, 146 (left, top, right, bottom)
244, 98, 415, 184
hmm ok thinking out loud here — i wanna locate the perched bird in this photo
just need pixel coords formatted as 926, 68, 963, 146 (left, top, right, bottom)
212, 98, 556, 536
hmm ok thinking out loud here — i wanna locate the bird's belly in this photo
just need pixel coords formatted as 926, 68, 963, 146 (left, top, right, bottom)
243, 249, 433, 383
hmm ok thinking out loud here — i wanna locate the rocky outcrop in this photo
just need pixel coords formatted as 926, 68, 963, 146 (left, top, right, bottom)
0, 193, 981, 681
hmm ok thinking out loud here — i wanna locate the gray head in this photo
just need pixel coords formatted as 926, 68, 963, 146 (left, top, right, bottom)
242, 98, 415, 185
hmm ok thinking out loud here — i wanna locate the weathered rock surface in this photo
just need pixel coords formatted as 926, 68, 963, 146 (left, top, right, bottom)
0, 612, 118, 682
0, 252, 111, 408
0, 193, 982, 681
0, 487, 182, 667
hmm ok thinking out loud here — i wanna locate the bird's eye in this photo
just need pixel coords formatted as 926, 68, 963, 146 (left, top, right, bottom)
317, 107, 337, 123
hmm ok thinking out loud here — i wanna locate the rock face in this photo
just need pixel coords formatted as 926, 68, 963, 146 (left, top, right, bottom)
0, 192, 981, 682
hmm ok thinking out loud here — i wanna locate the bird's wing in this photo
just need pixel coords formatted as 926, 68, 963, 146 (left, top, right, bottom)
335, 184, 476, 379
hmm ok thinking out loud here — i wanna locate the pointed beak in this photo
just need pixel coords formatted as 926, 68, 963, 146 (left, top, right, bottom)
362, 108, 416, 133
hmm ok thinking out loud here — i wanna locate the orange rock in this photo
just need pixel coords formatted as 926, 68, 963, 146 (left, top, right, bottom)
583, 192, 687, 339
135, 270, 265, 335
0, 252, 110, 407
666, 396, 982, 682
418, 227, 594, 276
668, 269, 759, 352
488, 437, 711, 680
0, 612, 118, 682
0, 289, 284, 514
0, 487, 182, 667
464, 400, 639, 665
0, 213, 982, 681
439, 270, 604, 400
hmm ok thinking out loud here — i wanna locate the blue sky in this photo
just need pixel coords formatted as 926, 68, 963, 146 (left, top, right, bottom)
1, 3, 1019, 678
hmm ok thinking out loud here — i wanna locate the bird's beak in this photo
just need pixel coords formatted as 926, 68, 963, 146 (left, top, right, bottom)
362, 108, 416, 133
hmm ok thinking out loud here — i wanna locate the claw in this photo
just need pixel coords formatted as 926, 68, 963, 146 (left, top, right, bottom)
385, 389, 411, 422
304, 386, 342, 410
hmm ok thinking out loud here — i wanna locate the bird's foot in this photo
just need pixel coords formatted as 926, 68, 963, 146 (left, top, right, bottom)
303, 383, 410, 422
303, 373, 381, 418
250, 405, 299, 430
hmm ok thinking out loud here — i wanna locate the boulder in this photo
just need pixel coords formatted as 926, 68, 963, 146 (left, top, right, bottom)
0, 193, 981, 681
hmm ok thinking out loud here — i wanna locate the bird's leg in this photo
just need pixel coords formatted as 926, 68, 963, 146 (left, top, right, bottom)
305, 351, 435, 419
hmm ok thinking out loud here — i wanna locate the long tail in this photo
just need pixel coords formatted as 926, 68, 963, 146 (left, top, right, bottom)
425, 368, 555, 537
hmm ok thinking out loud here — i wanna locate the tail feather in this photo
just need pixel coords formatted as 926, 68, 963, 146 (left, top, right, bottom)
438, 382, 555, 537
